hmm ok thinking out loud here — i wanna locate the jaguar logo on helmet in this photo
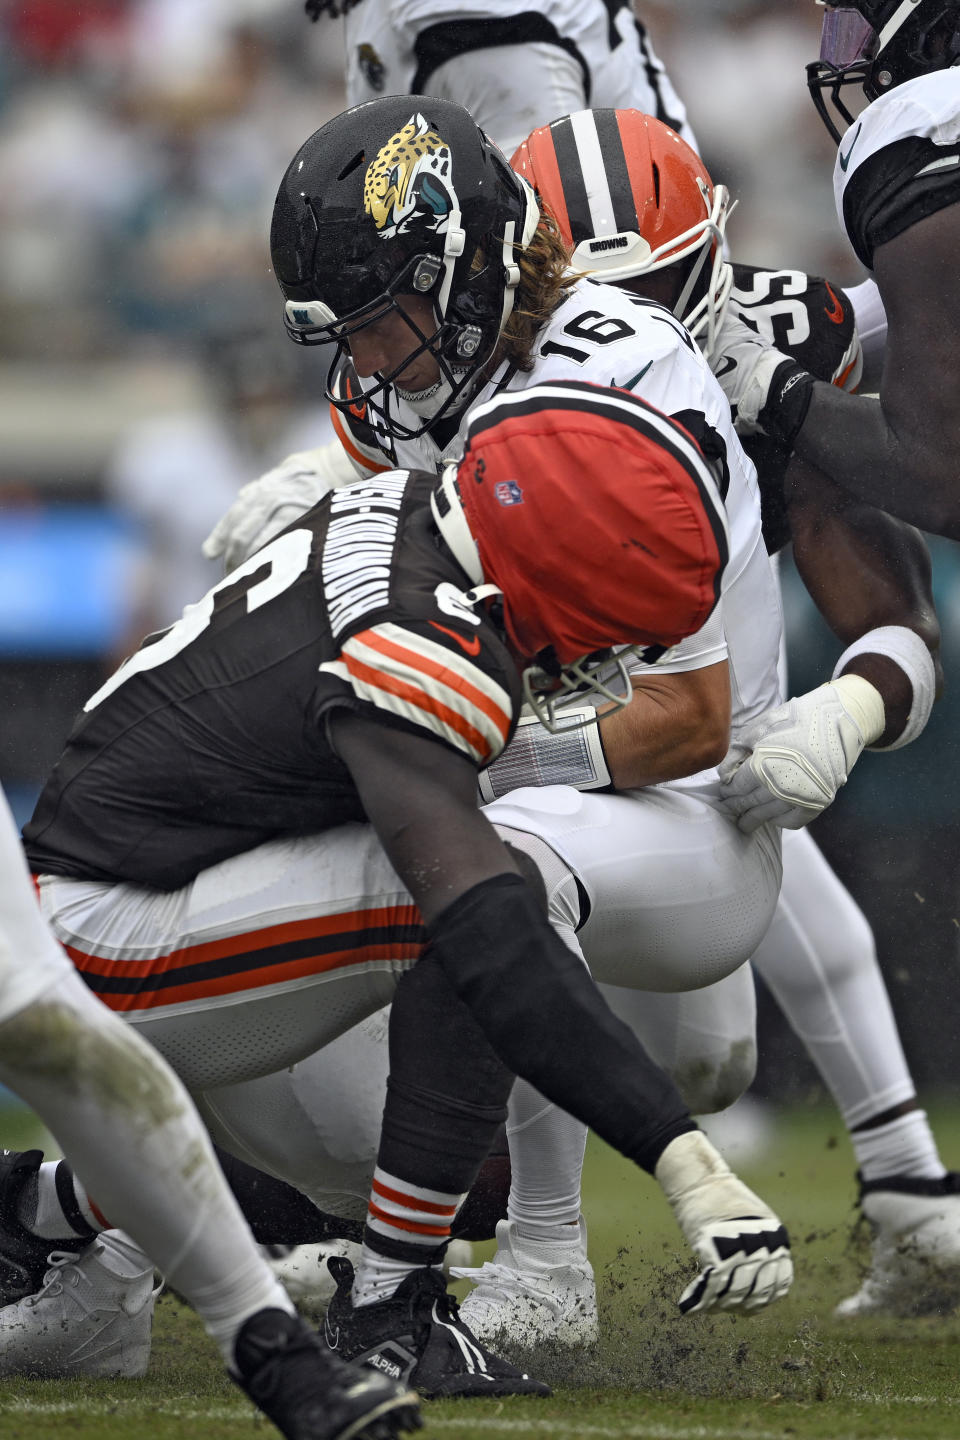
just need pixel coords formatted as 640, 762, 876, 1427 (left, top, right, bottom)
363, 113, 459, 240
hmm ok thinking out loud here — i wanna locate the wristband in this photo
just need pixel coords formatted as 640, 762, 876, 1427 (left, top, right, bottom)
760, 360, 816, 450
832, 625, 936, 751
478, 708, 611, 802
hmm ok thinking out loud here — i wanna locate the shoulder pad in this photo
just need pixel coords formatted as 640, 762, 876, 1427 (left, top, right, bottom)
330, 356, 392, 473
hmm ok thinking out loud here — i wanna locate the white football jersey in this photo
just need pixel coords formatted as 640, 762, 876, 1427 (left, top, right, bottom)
343, 0, 696, 155
334, 275, 782, 751
833, 69, 960, 268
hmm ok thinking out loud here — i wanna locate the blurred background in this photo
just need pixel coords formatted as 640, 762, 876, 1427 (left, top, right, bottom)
1, 0, 958, 1117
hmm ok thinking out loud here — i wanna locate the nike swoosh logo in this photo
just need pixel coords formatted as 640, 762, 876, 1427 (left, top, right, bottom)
614, 362, 652, 389
839, 121, 862, 172
823, 281, 844, 325
713, 355, 737, 379
429, 621, 481, 657
323, 1318, 340, 1348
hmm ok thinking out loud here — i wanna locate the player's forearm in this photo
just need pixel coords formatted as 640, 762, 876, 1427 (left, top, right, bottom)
599, 667, 730, 790
794, 384, 960, 539
788, 461, 942, 679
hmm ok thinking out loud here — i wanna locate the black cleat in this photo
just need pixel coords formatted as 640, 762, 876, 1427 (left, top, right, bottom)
0, 1150, 59, 1306
232, 1307, 421, 1440
321, 1257, 551, 1400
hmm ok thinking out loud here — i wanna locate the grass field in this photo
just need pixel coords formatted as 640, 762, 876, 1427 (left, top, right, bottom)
2, 1101, 960, 1440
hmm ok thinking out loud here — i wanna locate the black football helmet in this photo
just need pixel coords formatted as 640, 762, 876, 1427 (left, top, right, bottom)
808, 2, 960, 144
270, 96, 540, 440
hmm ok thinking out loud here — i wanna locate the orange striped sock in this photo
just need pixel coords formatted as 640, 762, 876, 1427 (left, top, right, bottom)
354, 1167, 466, 1303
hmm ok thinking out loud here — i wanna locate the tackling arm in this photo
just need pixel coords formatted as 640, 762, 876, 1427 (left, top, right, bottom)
719, 455, 942, 832
716, 207, 960, 539
786, 455, 942, 746
795, 207, 960, 537
479, 654, 731, 802
329, 707, 697, 1169
331, 710, 792, 1312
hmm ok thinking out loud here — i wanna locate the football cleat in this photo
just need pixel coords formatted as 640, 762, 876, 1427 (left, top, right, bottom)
0, 1150, 69, 1306
0, 1233, 160, 1378
836, 1171, 960, 1317
232, 1306, 421, 1440
321, 1256, 551, 1399
452, 1217, 598, 1347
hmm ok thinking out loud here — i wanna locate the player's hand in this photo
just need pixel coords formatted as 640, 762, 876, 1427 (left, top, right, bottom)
655, 1131, 792, 1315
717, 676, 884, 833
202, 447, 349, 572
713, 306, 814, 447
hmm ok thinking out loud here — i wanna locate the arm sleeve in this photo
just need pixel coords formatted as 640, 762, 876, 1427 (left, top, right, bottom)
428, 873, 697, 1174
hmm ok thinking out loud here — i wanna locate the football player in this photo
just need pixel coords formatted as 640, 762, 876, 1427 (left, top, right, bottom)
715, 2, 960, 539
307, 0, 697, 157
703, 1, 960, 1312
0, 787, 419, 1439
9, 97, 797, 1395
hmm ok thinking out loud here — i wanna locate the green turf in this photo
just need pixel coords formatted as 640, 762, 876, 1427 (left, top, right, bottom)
2, 1100, 960, 1439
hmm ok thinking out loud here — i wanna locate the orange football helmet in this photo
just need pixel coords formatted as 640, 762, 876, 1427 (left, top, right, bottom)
511, 109, 733, 360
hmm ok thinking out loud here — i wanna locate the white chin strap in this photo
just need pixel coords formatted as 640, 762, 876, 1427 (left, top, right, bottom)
430, 461, 484, 584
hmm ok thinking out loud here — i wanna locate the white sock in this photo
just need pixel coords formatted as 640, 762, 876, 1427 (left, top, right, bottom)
19, 1161, 98, 1241
505, 1079, 586, 1236
352, 1244, 438, 1307
853, 1109, 946, 1183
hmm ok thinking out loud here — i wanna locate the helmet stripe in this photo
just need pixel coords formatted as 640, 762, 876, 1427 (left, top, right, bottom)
878, 0, 922, 50
566, 110, 618, 241
590, 109, 638, 236
548, 114, 594, 245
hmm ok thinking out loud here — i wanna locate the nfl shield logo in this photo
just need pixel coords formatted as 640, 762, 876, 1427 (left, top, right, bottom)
494, 480, 524, 506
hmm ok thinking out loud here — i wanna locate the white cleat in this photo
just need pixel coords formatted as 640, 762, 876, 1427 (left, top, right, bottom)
261, 1240, 360, 1314
451, 1217, 598, 1347
264, 1237, 474, 1314
836, 1172, 960, 1317
0, 1231, 160, 1377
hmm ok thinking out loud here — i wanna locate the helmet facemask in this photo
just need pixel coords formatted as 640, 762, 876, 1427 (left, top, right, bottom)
808, 3, 960, 144
284, 241, 510, 442
521, 645, 666, 733
616, 180, 735, 364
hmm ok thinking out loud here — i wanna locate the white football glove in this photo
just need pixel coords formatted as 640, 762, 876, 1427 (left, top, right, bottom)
202, 441, 362, 572
656, 1131, 793, 1315
713, 307, 814, 444
718, 675, 885, 834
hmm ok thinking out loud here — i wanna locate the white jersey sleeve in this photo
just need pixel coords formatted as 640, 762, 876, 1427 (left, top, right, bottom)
833, 70, 960, 269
